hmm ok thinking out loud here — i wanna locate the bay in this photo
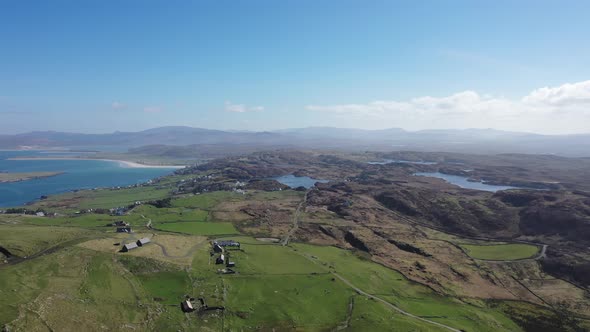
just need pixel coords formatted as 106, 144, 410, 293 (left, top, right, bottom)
0, 151, 177, 207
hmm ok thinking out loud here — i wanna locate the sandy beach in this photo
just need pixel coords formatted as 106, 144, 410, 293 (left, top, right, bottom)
7, 157, 186, 169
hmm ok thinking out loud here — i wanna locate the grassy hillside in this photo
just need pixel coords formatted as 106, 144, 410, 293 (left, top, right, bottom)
460, 243, 539, 260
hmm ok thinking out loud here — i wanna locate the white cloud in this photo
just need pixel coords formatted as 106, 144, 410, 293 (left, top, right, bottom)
224, 101, 264, 113
306, 80, 590, 134
143, 106, 163, 113
111, 101, 126, 110
522, 80, 590, 106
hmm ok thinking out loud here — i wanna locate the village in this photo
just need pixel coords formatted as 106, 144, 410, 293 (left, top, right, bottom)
114, 217, 241, 314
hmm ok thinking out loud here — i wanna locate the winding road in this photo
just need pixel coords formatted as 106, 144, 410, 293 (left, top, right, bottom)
332, 273, 462, 332
150, 241, 204, 259
293, 249, 462, 332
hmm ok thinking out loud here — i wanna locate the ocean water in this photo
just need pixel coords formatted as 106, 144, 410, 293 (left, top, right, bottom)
274, 174, 329, 189
0, 151, 178, 207
414, 172, 518, 192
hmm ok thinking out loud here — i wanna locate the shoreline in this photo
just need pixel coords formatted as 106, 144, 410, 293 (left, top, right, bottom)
7, 157, 186, 169
0, 171, 65, 183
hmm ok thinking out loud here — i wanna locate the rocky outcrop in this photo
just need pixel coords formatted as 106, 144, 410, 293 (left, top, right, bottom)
344, 231, 370, 252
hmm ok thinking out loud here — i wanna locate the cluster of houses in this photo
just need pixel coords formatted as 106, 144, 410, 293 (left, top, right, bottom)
121, 237, 151, 252
212, 240, 240, 274
109, 220, 133, 233
179, 240, 241, 313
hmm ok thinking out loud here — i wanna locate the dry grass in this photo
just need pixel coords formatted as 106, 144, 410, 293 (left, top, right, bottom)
77, 232, 207, 266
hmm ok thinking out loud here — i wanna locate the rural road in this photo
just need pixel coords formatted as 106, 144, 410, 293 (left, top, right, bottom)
151, 241, 204, 259
282, 190, 308, 246
140, 214, 152, 229
331, 273, 462, 332
293, 249, 462, 332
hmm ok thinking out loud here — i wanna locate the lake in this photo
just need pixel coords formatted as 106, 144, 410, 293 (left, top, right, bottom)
0, 151, 178, 207
274, 174, 329, 189
414, 172, 519, 192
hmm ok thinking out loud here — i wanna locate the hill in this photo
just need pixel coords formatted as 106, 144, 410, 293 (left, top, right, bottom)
2, 126, 590, 157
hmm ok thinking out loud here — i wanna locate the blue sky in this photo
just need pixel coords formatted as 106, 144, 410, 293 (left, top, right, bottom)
1, 0, 590, 134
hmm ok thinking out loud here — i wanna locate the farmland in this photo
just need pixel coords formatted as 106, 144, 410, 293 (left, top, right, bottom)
153, 221, 237, 235
2, 151, 590, 331
0, 215, 535, 332
460, 243, 540, 261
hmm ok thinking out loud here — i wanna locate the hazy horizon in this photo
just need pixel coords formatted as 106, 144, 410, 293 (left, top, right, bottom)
1, 1, 589, 135
3, 125, 590, 137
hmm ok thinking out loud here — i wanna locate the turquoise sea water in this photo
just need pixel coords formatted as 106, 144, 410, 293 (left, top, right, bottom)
0, 151, 178, 207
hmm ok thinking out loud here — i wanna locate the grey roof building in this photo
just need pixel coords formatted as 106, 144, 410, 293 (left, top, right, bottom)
122, 242, 138, 252
136, 238, 151, 246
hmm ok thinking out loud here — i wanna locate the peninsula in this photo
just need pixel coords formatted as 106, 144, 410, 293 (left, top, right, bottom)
0, 171, 64, 183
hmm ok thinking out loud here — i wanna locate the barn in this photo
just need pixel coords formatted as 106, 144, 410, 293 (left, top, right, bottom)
121, 242, 138, 252
136, 238, 151, 246
181, 300, 195, 312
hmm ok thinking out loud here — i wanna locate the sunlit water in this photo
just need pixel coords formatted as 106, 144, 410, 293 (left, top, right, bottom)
414, 172, 519, 192
274, 174, 329, 189
0, 151, 177, 207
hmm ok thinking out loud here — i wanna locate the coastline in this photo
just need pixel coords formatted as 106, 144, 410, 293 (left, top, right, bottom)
7, 157, 186, 169
0, 171, 65, 183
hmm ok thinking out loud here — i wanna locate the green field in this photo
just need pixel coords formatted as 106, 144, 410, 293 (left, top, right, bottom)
0, 224, 96, 257
460, 243, 539, 260
154, 221, 237, 235
0, 248, 149, 330
223, 274, 354, 330
132, 205, 209, 222
172, 191, 242, 209
0, 227, 567, 332
27, 186, 172, 212
0, 181, 579, 332
292, 243, 523, 332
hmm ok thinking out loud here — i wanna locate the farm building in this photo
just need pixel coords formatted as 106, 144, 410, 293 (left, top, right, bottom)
136, 238, 151, 246
213, 244, 223, 253
215, 254, 225, 265
181, 300, 195, 312
226, 261, 235, 267
112, 221, 129, 227
116, 226, 132, 233
214, 240, 240, 248
121, 242, 138, 252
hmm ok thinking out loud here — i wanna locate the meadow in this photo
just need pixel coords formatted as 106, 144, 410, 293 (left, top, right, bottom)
0, 186, 579, 331
460, 243, 539, 260
153, 221, 238, 235
0, 224, 96, 257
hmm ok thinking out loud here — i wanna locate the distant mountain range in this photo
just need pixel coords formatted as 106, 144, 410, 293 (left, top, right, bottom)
2, 126, 590, 157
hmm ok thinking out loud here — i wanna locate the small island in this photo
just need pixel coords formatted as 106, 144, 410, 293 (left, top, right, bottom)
0, 171, 64, 183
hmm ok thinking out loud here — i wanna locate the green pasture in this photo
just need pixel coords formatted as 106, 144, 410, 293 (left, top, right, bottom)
154, 221, 237, 235
460, 243, 539, 260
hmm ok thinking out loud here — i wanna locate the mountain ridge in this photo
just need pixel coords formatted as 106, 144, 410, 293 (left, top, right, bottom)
2, 126, 589, 157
